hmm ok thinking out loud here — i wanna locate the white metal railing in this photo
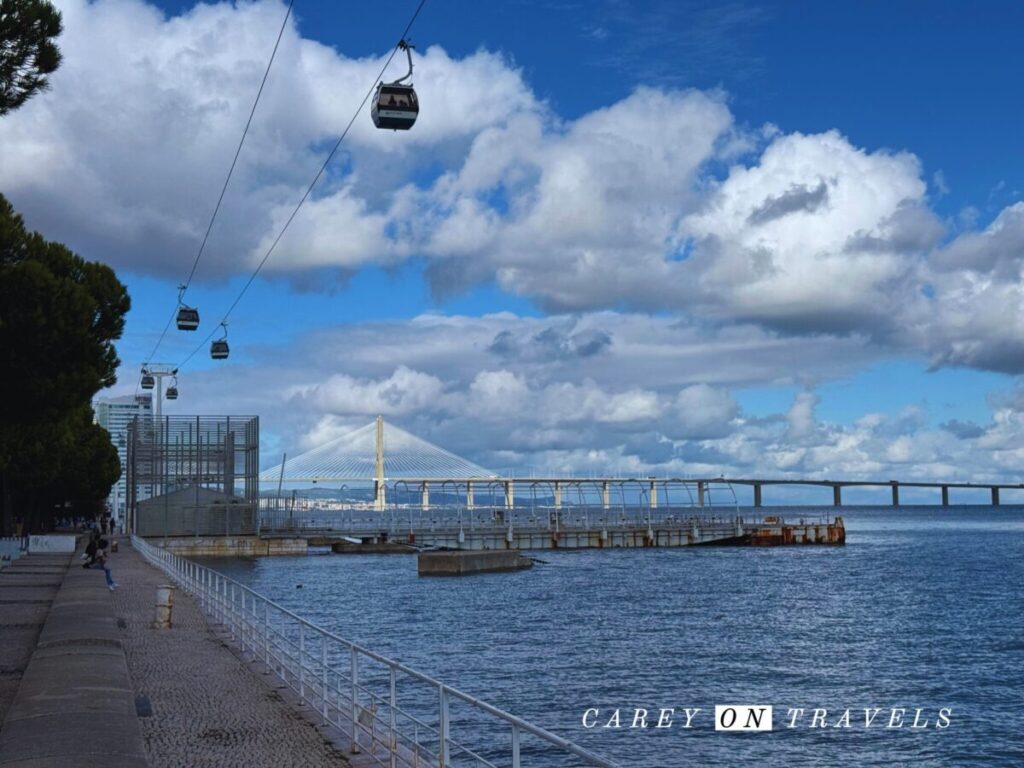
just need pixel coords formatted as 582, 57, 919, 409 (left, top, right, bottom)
132, 535, 616, 768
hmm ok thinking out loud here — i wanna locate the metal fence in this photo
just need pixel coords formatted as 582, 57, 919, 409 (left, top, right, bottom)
136, 502, 258, 537
127, 414, 259, 536
132, 535, 616, 768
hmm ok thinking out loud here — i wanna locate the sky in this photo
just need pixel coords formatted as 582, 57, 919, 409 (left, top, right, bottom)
2, 0, 1023, 494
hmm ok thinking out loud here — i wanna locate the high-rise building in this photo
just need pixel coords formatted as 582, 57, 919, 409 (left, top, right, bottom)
94, 393, 152, 522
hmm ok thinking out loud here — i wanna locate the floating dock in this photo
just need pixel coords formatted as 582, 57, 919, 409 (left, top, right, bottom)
417, 549, 534, 576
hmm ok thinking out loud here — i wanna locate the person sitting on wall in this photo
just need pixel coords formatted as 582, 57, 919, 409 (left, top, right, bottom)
83, 531, 118, 591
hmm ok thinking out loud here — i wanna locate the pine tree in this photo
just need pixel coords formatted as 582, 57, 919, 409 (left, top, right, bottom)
0, 0, 62, 116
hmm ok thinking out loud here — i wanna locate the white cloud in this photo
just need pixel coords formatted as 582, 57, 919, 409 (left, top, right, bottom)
10, 0, 1024, 486
5, 0, 1023, 378
0, 0, 539, 277
295, 365, 446, 416
681, 130, 941, 333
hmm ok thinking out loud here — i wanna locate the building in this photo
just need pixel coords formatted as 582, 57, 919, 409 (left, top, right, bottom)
94, 393, 152, 523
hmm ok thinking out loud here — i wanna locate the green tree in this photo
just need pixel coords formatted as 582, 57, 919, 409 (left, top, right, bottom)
0, 0, 62, 116
0, 194, 130, 533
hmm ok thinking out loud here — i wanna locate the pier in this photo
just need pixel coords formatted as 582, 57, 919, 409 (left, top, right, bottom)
254, 506, 846, 553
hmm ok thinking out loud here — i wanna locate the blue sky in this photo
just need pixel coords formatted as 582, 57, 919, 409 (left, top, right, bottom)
2, 0, 1022, 481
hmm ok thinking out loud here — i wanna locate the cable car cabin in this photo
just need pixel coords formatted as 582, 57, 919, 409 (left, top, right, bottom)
176, 306, 200, 331
210, 340, 229, 360
140, 374, 155, 389
165, 386, 178, 400
372, 85, 418, 130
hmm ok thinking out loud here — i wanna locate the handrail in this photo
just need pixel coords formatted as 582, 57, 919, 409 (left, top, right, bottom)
132, 535, 616, 767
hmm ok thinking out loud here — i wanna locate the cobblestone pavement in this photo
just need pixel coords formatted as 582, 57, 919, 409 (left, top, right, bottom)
109, 538, 351, 768
0, 554, 68, 725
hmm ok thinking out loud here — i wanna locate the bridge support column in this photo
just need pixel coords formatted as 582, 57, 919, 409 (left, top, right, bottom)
602, 481, 610, 509
650, 480, 658, 509
421, 482, 429, 511
891, 482, 899, 507
697, 481, 705, 507
554, 481, 562, 509
941, 485, 949, 506
992, 487, 1000, 506
753, 484, 762, 507
466, 481, 474, 510
832, 485, 842, 506
504, 481, 514, 510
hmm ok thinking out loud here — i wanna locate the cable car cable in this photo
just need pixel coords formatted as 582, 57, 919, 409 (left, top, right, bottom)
142, 0, 296, 366
175, 0, 429, 370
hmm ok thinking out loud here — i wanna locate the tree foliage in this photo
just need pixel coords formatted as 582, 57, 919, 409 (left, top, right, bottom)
0, 193, 130, 531
0, 0, 62, 116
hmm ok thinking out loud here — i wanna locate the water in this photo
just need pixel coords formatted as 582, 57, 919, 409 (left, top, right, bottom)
204, 506, 1024, 767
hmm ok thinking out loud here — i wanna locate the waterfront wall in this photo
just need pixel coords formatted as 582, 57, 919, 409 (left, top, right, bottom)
153, 536, 307, 557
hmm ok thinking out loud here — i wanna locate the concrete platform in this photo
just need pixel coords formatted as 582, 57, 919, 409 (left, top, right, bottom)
418, 549, 534, 576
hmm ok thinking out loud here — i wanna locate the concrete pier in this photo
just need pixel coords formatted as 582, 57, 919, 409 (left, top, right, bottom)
418, 549, 534, 576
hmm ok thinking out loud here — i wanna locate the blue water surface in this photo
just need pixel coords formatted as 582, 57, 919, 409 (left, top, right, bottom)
204, 506, 1024, 767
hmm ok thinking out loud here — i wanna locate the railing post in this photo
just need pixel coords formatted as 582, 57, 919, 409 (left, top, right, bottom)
439, 685, 449, 767
299, 624, 305, 699
321, 637, 329, 724
511, 723, 521, 768
250, 592, 258, 657
350, 649, 360, 753
389, 666, 397, 768
263, 601, 270, 665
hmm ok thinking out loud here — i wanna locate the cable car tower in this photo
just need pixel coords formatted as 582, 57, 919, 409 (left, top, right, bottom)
139, 363, 178, 417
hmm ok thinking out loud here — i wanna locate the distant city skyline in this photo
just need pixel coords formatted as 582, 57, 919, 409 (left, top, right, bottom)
3, 0, 1022, 483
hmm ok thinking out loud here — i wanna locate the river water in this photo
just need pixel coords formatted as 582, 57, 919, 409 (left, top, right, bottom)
204, 506, 1024, 767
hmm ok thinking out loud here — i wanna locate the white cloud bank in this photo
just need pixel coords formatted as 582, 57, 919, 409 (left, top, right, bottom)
4, 0, 1024, 481
2, 0, 1019, 374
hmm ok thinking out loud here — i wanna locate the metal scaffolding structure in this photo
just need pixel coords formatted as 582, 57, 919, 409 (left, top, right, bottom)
126, 415, 259, 536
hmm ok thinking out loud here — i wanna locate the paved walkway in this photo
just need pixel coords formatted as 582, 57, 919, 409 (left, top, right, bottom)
109, 538, 351, 768
0, 546, 147, 767
0, 554, 66, 726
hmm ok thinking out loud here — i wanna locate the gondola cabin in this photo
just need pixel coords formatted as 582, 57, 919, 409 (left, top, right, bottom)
372, 84, 418, 130
176, 306, 200, 331
210, 340, 229, 360
165, 386, 178, 400
141, 373, 155, 389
